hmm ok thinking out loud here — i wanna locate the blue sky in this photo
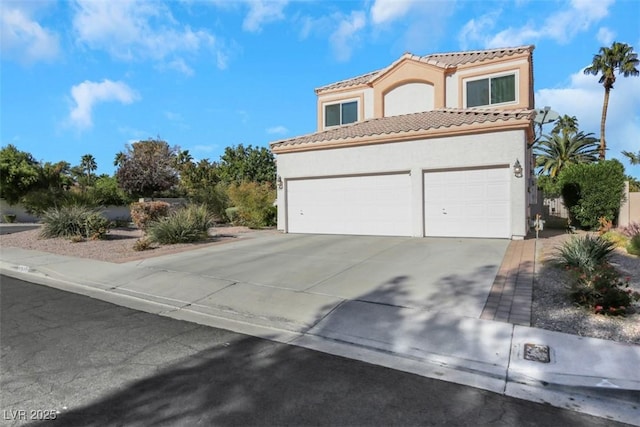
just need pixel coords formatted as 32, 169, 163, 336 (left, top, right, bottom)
1, 0, 639, 178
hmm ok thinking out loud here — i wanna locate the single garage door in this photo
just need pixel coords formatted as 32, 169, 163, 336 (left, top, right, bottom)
287, 173, 412, 236
424, 167, 510, 238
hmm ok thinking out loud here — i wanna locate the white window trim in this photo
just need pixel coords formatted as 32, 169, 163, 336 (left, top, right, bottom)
323, 98, 359, 129
463, 70, 519, 108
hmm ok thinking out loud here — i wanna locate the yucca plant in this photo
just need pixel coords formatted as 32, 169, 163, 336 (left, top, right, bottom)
146, 204, 213, 244
554, 234, 615, 272
40, 205, 110, 240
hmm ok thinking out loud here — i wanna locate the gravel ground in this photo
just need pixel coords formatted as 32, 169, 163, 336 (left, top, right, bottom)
0, 225, 273, 263
2, 225, 638, 344
533, 230, 640, 345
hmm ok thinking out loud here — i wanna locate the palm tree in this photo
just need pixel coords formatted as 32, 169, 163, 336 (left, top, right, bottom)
622, 150, 640, 165
534, 131, 599, 177
583, 42, 639, 160
114, 151, 127, 168
80, 154, 97, 180
550, 115, 578, 139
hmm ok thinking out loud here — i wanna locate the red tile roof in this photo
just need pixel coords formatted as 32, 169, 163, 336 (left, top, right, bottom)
315, 45, 535, 93
271, 108, 535, 151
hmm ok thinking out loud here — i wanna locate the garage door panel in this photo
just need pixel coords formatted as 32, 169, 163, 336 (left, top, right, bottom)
424, 168, 510, 238
287, 174, 411, 236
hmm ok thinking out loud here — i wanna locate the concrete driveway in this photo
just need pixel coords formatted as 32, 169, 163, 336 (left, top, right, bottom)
137, 233, 509, 320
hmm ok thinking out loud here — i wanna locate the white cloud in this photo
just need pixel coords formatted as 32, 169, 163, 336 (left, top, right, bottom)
0, 2, 60, 64
370, 1, 455, 54
266, 125, 288, 135
242, 0, 288, 32
69, 80, 139, 129
329, 11, 366, 62
370, 0, 417, 25
165, 58, 195, 76
458, 12, 499, 50
596, 27, 615, 45
72, 0, 225, 73
460, 0, 614, 48
536, 69, 640, 160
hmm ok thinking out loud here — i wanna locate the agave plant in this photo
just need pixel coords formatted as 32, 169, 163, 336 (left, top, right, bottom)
554, 234, 615, 272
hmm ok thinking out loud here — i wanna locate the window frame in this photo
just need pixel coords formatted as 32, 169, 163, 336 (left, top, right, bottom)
463, 71, 518, 108
324, 99, 359, 128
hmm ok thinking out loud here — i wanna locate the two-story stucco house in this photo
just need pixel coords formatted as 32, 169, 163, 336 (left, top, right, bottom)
270, 45, 537, 239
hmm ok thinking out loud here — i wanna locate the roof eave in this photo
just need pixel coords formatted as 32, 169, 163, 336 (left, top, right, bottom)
272, 119, 533, 154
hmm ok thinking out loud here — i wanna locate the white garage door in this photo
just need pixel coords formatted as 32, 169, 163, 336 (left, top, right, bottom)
424, 168, 510, 238
287, 174, 412, 236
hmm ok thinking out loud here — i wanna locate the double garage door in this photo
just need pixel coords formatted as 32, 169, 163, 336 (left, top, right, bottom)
286, 168, 510, 238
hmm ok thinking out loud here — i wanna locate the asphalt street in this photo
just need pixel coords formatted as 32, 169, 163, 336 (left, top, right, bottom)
0, 275, 627, 427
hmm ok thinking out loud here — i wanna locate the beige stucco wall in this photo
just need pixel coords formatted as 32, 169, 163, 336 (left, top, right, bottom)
618, 181, 640, 227
384, 82, 434, 116
275, 129, 529, 239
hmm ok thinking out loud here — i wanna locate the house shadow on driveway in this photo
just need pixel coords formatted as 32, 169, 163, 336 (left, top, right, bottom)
38, 298, 619, 427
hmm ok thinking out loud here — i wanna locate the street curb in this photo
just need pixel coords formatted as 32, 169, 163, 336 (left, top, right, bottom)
2, 262, 639, 426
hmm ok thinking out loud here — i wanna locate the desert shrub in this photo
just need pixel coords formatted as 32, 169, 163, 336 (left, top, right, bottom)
600, 230, 629, 248
226, 181, 276, 228
147, 204, 213, 244
554, 234, 615, 273
40, 206, 111, 240
225, 207, 239, 224
130, 201, 170, 231
558, 160, 625, 229
620, 221, 640, 238
133, 237, 152, 251
597, 216, 612, 235
566, 263, 640, 315
627, 234, 640, 256
188, 182, 229, 222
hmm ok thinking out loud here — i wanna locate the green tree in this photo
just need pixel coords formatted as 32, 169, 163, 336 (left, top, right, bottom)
114, 151, 126, 168
583, 42, 639, 160
115, 139, 179, 197
550, 115, 578, 139
626, 175, 640, 192
622, 150, 640, 165
218, 144, 276, 185
558, 160, 626, 229
177, 158, 228, 221
80, 154, 97, 184
0, 144, 40, 205
534, 131, 599, 178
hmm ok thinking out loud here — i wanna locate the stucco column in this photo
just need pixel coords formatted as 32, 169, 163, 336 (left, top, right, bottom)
411, 167, 424, 237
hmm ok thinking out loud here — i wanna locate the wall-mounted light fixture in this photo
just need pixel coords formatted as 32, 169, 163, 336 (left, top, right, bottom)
513, 159, 523, 178
277, 175, 283, 189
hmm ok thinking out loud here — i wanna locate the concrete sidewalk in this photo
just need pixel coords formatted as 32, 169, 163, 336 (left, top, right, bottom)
1, 233, 638, 425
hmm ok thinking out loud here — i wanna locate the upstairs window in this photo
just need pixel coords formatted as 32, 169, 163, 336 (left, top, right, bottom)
466, 74, 516, 108
325, 101, 358, 127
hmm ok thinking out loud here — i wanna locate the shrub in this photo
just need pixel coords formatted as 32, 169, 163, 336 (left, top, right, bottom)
226, 181, 276, 228
558, 160, 626, 229
554, 234, 615, 273
146, 204, 213, 244
597, 216, 612, 235
188, 182, 229, 222
225, 206, 239, 224
133, 237, 152, 251
627, 234, 640, 256
130, 201, 170, 231
40, 206, 111, 240
566, 263, 640, 315
600, 230, 629, 248
620, 221, 640, 238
